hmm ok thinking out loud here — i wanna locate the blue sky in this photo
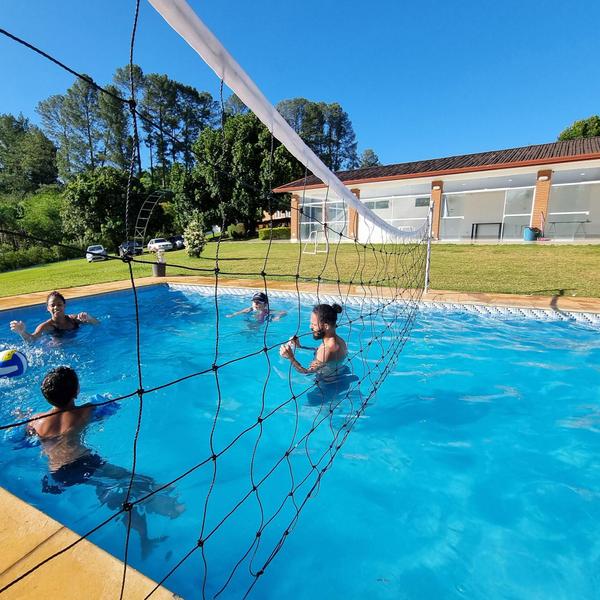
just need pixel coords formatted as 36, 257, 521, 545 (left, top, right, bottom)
2, 0, 599, 166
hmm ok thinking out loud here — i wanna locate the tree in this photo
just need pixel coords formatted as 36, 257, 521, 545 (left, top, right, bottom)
173, 84, 217, 170
224, 94, 248, 116
558, 115, 600, 140
37, 78, 102, 178
193, 113, 302, 232
62, 77, 102, 172
359, 148, 381, 168
320, 102, 358, 170
0, 114, 57, 194
98, 84, 132, 170
276, 98, 358, 170
140, 74, 178, 186
37, 95, 74, 180
19, 185, 64, 244
62, 167, 148, 249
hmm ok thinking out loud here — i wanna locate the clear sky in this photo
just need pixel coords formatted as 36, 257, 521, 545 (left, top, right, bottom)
2, 0, 599, 166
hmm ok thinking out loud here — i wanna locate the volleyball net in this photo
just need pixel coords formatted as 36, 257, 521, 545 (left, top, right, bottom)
0, 1, 431, 597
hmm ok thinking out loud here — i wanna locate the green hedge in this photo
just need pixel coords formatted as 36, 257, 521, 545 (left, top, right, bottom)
258, 227, 291, 241
0, 245, 62, 272
226, 223, 246, 240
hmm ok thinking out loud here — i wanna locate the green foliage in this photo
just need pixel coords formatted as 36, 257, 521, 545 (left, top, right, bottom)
226, 223, 246, 239
257, 226, 290, 240
558, 115, 600, 140
276, 98, 358, 170
98, 84, 132, 170
183, 212, 206, 257
0, 244, 58, 273
0, 114, 57, 194
62, 167, 148, 250
224, 94, 248, 116
359, 148, 381, 168
193, 112, 302, 232
19, 185, 64, 243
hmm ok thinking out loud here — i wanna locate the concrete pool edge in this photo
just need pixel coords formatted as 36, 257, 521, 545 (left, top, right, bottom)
1, 275, 600, 315
0, 487, 178, 599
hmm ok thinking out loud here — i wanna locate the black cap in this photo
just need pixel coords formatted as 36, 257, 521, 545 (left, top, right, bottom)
252, 292, 268, 304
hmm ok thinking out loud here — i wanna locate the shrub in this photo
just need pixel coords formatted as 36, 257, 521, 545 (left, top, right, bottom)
257, 227, 291, 241
0, 244, 57, 272
184, 213, 207, 258
226, 223, 246, 240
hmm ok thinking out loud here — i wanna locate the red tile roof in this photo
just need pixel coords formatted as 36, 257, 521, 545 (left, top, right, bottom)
273, 136, 600, 192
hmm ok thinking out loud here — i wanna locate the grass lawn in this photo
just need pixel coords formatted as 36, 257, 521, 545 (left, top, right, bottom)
1, 242, 599, 298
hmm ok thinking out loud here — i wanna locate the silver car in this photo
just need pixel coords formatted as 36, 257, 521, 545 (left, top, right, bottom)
86, 245, 108, 262
147, 238, 173, 252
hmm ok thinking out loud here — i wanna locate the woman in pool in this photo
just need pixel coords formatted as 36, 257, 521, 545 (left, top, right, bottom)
280, 303, 348, 380
10, 290, 99, 341
226, 291, 286, 323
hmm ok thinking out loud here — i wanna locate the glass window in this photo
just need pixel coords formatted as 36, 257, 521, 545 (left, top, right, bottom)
443, 194, 465, 217
364, 200, 390, 209
502, 215, 529, 240
415, 197, 429, 207
505, 188, 533, 215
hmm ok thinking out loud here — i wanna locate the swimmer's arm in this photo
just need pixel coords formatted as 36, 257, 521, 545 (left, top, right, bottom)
287, 346, 328, 375
270, 310, 287, 322
290, 335, 318, 352
74, 312, 99, 325
90, 400, 120, 422
226, 307, 252, 318
9, 320, 46, 341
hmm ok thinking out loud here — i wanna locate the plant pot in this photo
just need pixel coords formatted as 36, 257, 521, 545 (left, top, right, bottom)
152, 262, 166, 277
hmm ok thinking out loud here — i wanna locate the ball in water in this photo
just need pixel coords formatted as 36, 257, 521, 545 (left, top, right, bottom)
0, 349, 28, 379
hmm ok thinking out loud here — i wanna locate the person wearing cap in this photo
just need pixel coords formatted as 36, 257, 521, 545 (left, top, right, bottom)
226, 292, 286, 323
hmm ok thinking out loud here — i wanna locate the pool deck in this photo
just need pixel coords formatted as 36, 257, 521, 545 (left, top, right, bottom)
0, 488, 177, 599
1, 275, 599, 313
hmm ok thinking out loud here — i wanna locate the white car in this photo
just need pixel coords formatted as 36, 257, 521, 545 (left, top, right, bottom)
147, 238, 173, 252
85, 245, 108, 262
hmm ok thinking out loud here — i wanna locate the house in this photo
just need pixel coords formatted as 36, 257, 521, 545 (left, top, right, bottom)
273, 136, 600, 243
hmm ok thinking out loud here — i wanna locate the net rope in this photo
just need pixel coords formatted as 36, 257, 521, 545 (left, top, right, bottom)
0, 7, 429, 599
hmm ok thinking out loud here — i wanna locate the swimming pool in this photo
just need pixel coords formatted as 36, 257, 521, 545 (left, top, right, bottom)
1, 284, 599, 599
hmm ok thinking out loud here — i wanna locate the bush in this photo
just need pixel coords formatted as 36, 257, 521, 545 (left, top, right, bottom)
0, 244, 58, 272
184, 213, 207, 258
257, 227, 291, 241
226, 223, 246, 240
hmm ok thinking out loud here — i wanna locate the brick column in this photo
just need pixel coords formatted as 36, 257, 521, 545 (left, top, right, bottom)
290, 194, 300, 242
430, 180, 443, 240
348, 188, 360, 240
531, 170, 552, 232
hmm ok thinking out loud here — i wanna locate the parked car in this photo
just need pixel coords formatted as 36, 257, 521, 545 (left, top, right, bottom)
118, 240, 143, 257
168, 235, 185, 250
147, 238, 173, 252
85, 245, 108, 262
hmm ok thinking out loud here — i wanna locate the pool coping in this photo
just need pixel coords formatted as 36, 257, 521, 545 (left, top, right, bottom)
1, 275, 599, 312
0, 487, 178, 599
1, 276, 599, 326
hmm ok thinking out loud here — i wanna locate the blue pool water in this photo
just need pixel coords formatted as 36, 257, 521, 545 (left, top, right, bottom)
1, 284, 599, 599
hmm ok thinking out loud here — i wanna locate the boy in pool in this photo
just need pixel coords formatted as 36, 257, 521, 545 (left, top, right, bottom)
280, 303, 348, 380
30, 366, 184, 557
226, 291, 286, 323
10, 291, 99, 342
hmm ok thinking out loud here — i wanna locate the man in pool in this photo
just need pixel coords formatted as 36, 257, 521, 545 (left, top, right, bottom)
280, 303, 348, 380
29, 366, 184, 558
10, 291, 99, 341
226, 291, 286, 323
